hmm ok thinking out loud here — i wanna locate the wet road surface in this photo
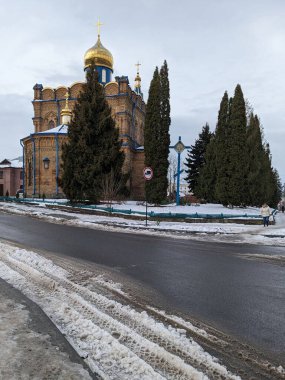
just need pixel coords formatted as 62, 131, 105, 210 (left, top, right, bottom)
0, 212, 284, 364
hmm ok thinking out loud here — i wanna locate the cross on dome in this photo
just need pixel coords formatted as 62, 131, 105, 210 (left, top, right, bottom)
84, 19, 113, 73
135, 61, 141, 74
96, 18, 103, 38
64, 92, 69, 107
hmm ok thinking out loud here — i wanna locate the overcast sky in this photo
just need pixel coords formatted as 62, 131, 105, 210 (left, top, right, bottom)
1, 0, 284, 183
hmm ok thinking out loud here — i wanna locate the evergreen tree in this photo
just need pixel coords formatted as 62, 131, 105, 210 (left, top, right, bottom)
196, 137, 217, 202
226, 84, 248, 205
246, 114, 266, 205
195, 85, 280, 207
214, 92, 231, 205
262, 143, 282, 206
159, 60, 171, 200
61, 65, 125, 203
261, 143, 272, 204
144, 67, 161, 203
270, 169, 282, 206
144, 62, 171, 204
185, 123, 212, 195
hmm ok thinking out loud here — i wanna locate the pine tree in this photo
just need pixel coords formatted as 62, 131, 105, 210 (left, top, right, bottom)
246, 114, 266, 205
262, 143, 282, 207
159, 60, 171, 200
196, 137, 216, 202
144, 67, 161, 203
61, 65, 125, 203
144, 62, 171, 204
226, 84, 248, 205
185, 123, 212, 195
270, 169, 282, 206
214, 92, 231, 205
262, 143, 273, 204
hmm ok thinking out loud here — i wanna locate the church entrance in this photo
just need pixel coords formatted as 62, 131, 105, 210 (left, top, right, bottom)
0, 184, 3, 196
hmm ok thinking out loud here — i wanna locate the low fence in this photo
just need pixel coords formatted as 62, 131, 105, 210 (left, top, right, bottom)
0, 196, 276, 220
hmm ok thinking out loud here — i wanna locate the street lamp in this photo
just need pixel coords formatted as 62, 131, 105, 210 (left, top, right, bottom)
170, 136, 190, 206
43, 157, 50, 169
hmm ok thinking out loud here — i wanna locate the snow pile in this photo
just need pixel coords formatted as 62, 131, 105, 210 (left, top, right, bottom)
0, 241, 242, 380
1, 201, 285, 246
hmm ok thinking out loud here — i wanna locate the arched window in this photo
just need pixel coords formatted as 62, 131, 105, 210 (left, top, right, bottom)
48, 120, 55, 129
102, 69, 106, 83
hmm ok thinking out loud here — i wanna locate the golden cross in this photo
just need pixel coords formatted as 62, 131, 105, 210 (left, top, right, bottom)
135, 61, 141, 74
96, 18, 103, 37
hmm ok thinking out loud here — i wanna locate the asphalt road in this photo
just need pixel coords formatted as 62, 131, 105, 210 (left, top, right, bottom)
0, 212, 284, 363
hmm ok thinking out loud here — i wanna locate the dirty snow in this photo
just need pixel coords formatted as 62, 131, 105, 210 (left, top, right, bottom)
1, 201, 285, 246
0, 240, 245, 380
1, 201, 285, 378
0, 278, 92, 380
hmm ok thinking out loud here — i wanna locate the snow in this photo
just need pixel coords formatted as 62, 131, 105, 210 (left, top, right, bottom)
0, 241, 244, 379
96, 201, 263, 216
1, 201, 285, 247
0, 157, 23, 168
0, 284, 91, 379
37, 124, 68, 134
1, 200, 285, 378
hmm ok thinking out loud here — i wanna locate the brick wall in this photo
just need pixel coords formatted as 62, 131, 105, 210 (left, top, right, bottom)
25, 77, 146, 198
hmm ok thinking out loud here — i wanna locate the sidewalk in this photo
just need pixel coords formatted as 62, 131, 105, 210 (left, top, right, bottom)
0, 278, 98, 380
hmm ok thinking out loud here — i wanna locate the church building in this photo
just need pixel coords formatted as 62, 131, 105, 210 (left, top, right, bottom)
21, 26, 146, 200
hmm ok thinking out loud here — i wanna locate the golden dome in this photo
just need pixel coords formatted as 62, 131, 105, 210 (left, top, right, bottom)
84, 36, 113, 71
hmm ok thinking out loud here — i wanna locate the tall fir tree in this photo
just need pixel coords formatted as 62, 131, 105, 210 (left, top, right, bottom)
144, 62, 171, 203
196, 137, 217, 202
270, 169, 282, 206
144, 67, 161, 203
214, 91, 231, 205
262, 143, 273, 204
194, 85, 280, 207
246, 113, 266, 205
226, 84, 248, 205
185, 123, 212, 195
61, 65, 125, 203
262, 143, 282, 206
159, 60, 171, 200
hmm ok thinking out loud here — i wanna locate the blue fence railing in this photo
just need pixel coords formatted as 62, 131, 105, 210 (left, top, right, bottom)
0, 196, 274, 220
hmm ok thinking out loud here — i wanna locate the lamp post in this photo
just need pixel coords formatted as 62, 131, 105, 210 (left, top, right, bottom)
170, 136, 190, 206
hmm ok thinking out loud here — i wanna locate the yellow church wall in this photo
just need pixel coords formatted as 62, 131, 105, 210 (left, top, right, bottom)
70, 82, 84, 98
23, 134, 66, 198
131, 150, 145, 200
27, 76, 146, 199
104, 82, 118, 95
42, 88, 54, 100
55, 86, 68, 99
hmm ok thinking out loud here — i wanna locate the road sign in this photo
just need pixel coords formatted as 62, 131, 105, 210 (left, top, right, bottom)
143, 167, 153, 180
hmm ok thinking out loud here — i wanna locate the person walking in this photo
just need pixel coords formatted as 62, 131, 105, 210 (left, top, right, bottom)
260, 203, 271, 227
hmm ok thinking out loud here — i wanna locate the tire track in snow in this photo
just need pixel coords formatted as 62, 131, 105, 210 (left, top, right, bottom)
0, 243, 244, 379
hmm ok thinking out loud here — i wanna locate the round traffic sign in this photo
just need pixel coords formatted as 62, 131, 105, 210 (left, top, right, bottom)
143, 167, 153, 180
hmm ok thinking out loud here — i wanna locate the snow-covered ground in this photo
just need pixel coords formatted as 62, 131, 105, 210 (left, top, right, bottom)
0, 241, 245, 380
1, 201, 285, 379
0, 279, 92, 379
1, 201, 285, 247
